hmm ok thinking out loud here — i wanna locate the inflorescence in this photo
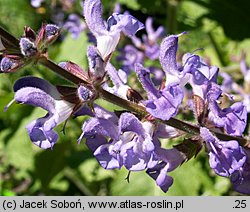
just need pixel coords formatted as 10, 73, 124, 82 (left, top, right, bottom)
0, 0, 250, 194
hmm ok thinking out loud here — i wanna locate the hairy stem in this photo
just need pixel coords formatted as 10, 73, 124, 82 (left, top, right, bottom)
98, 86, 248, 146
39, 58, 88, 85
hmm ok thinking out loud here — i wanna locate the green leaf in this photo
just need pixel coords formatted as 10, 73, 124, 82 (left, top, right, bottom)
0, 0, 42, 36
166, 159, 209, 195
117, 0, 140, 10
49, 172, 69, 193
78, 159, 115, 183
167, 157, 230, 195
2, 189, 16, 196
192, 0, 250, 40
110, 167, 161, 196
3, 108, 46, 178
34, 141, 71, 192
174, 136, 203, 161
137, 0, 167, 15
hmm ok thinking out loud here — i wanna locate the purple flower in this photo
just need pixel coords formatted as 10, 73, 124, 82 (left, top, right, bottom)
83, 0, 144, 60
143, 17, 165, 60
135, 63, 183, 121
131, 17, 165, 60
0, 57, 17, 73
145, 17, 165, 44
45, 24, 60, 38
87, 45, 106, 80
219, 72, 235, 94
144, 38, 161, 60
146, 162, 173, 192
182, 53, 219, 99
44, 24, 60, 46
237, 54, 250, 112
231, 149, 250, 194
117, 45, 144, 74
207, 83, 247, 136
79, 108, 182, 188
240, 53, 250, 84
63, 14, 86, 39
242, 94, 250, 113
80, 112, 159, 171
159, 32, 189, 87
154, 123, 179, 138
113, 3, 121, 13
149, 67, 165, 86
146, 147, 185, 192
181, 54, 247, 135
103, 62, 131, 100
200, 127, 246, 177
5, 76, 92, 149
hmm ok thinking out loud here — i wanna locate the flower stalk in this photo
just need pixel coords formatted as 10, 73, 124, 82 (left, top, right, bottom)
0, 25, 249, 147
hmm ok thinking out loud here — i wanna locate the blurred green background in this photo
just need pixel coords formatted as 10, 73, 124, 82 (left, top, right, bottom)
1, 0, 250, 196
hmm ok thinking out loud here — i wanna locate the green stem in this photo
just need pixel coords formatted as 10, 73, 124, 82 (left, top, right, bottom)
166, 0, 180, 34
64, 168, 94, 196
208, 31, 228, 67
0, 26, 249, 147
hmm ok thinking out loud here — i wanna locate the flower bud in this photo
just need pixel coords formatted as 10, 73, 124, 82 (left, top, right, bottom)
0, 55, 25, 73
77, 85, 94, 102
0, 57, 16, 72
87, 46, 106, 80
24, 26, 36, 41
45, 24, 60, 45
19, 37, 37, 57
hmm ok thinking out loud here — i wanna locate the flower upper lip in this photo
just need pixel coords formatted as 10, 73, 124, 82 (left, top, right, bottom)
83, 0, 144, 60
5, 76, 95, 149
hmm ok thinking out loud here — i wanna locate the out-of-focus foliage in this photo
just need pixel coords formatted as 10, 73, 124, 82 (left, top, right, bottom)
0, 0, 43, 35
1, 0, 250, 196
191, 0, 250, 41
